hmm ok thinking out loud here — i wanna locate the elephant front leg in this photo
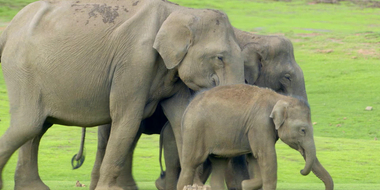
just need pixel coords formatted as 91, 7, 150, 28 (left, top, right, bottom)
95, 110, 143, 190
90, 124, 111, 190
14, 123, 52, 190
255, 150, 277, 190
160, 85, 192, 166
91, 125, 142, 190
115, 128, 143, 190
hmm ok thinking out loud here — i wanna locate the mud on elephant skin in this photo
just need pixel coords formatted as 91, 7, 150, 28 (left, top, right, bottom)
177, 84, 333, 190
0, 0, 245, 189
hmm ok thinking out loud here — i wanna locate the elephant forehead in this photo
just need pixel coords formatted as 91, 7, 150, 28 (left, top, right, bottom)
193, 9, 230, 27
287, 104, 311, 121
267, 37, 294, 57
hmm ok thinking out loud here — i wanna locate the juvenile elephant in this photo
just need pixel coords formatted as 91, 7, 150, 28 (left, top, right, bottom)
0, 0, 245, 189
177, 84, 333, 190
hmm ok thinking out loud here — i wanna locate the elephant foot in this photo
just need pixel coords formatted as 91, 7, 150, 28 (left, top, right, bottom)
155, 172, 165, 190
15, 180, 50, 190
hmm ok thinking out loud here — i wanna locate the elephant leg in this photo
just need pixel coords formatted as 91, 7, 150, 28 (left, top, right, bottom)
247, 140, 277, 190
209, 157, 229, 190
0, 109, 48, 190
156, 122, 211, 190
95, 104, 144, 189
91, 125, 142, 190
176, 128, 208, 190
242, 154, 262, 190
194, 159, 212, 185
115, 128, 143, 190
225, 155, 250, 190
155, 122, 180, 190
14, 122, 52, 190
90, 124, 111, 190
160, 86, 192, 166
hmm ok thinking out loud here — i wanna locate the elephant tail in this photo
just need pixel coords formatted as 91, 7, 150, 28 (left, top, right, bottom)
71, 127, 86, 169
159, 124, 166, 177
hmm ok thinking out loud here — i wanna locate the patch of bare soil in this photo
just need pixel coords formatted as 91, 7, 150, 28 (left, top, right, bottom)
312, 0, 339, 4
316, 49, 334, 53
297, 33, 321, 37
328, 38, 344, 44
351, 0, 380, 8
310, 0, 380, 8
357, 49, 377, 55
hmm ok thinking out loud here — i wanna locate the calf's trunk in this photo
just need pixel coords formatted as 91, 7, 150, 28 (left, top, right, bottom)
312, 158, 334, 190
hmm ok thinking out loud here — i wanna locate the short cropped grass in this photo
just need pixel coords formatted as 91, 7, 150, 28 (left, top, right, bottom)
0, 0, 379, 189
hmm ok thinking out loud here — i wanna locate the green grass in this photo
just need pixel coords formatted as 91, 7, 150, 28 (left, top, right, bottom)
0, 0, 380, 189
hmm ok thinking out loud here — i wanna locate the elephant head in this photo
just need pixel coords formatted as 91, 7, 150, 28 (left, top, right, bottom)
270, 99, 333, 190
154, 10, 245, 91
234, 28, 308, 102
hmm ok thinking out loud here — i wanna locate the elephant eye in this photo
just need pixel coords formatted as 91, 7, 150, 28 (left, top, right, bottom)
284, 74, 291, 81
301, 129, 306, 134
217, 56, 223, 62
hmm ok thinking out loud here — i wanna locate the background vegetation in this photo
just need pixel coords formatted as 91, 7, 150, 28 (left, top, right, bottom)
0, 0, 379, 189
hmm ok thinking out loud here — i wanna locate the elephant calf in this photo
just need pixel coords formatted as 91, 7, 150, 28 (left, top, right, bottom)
177, 84, 333, 190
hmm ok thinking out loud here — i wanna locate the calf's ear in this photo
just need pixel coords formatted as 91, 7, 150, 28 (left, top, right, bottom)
270, 100, 289, 130
153, 11, 197, 69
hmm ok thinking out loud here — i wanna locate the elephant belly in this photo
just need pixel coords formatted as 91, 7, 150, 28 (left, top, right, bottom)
44, 83, 112, 127
210, 148, 251, 158
207, 135, 251, 158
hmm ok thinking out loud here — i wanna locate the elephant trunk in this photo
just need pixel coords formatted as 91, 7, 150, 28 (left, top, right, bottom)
287, 63, 308, 102
300, 140, 316, 176
312, 158, 334, 190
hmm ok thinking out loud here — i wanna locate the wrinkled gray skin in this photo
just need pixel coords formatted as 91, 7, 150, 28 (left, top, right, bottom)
178, 84, 333, 190
0, 0, 245, 189
76, 29, 310, 190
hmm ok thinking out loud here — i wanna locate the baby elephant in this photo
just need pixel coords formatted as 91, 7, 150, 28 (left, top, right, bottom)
177, 84, 333, 190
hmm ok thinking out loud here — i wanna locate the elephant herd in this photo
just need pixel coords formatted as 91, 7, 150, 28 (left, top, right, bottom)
0, 0, 333, 190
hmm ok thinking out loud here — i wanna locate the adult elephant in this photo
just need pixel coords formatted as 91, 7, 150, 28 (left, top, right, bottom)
0, 0, 245, 189
79, 29, 310, 190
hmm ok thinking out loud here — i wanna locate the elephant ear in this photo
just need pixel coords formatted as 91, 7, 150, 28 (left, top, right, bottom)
153, 11, 196, 69
270, 100, 289, 130
242, 44, 261, 84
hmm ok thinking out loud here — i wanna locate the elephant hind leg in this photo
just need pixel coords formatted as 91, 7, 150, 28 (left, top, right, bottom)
0, 110, 48, 189
242, 154, 262, 190
15, 122, 52, 190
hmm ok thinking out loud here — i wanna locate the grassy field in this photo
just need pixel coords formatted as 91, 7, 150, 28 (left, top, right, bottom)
0, 0, 380, 189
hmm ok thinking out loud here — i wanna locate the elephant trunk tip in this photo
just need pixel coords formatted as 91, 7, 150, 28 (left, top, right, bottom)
300, 169, 311, 176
